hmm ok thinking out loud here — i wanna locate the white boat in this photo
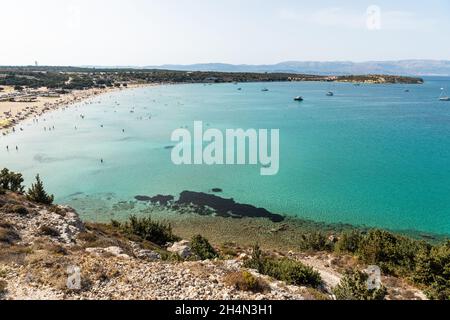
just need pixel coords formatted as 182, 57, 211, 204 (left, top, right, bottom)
326, 91, 334, 96
294, 96, 303, 101
439, 88, 450, 101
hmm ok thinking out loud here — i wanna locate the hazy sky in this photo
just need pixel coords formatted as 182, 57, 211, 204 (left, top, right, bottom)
1, 0, 449, 66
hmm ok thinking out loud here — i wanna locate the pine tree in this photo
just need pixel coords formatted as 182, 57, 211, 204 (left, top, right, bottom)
26, 174, 54, 205
413, 245, 433, 284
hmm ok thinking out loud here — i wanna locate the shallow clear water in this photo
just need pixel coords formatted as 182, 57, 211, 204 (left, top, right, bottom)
1, 79, 450, 235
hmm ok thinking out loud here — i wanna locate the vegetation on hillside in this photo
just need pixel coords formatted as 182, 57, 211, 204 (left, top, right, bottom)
0, 66, 423, 92
112, 215, 179, 246
26, 174, 54, 205
0, 167, 448, 299
333, 269, 387, 300
190, 234, 218, 260
244, 245, 323, 287
224, 270, 269, 293
261, 227, 449, 299
0, 168, 24, 193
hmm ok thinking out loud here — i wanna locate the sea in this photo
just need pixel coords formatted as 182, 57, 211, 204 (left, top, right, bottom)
1, 77, 450, 235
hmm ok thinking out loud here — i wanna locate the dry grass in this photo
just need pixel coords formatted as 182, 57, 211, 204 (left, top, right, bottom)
0, 227, 20, 244
223, 271, 270, 293
219, 242, 240, 258
38, 225, 60, 237
82, 223, 159, 255
1, 203, 29, 215
301, 287, 330, 300
0, 279, 8, 295
0, 244, 32, 265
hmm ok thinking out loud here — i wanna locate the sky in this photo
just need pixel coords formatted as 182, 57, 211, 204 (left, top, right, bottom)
1, 0, 449, 66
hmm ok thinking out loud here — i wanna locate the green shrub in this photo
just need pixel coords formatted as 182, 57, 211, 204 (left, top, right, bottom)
426, 279, 450, 301
191, 235, 218, 260
414, 241, 450, 300
357, 229, 420, 275
335, 230, 364, 254
0, 168, 24, 193
244, 245, 322, 287
333, 269, 387, 300
299, 232, 334, 252
26, 174, 54, 205
331, 228, 449, 300
118, 215, 179, 246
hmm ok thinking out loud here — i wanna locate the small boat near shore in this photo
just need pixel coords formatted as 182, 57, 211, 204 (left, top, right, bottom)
294, 96, 304, 101
326, 91, 334, 96
261, 88, 269, 92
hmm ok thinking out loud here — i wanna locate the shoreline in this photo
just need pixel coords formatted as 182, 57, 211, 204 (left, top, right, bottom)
0, 82, 160, 134
66, 193, 448, 250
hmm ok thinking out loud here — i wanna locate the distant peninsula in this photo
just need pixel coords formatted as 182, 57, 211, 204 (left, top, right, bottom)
0, 66, 424, 91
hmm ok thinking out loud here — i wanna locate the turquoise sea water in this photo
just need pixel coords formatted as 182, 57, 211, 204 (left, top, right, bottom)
1, 78, 450, 235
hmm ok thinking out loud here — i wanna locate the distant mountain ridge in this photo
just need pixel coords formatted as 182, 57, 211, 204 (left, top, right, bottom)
143, 60, 450, 76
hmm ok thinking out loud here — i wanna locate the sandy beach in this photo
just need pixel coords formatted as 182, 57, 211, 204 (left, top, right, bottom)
0, 83, 153, 134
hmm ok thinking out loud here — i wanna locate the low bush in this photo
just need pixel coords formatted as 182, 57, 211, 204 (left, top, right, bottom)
220, 243, 239, 258
332, 229, 449, 300
10, 205, 28, 215
244, 245, 322, 287
116, 215, 179, 246
39, 225, 60, 237
333, 269, 387, 300
414, 241, 450, 300
191, 235, 218, 260
0, 221, 20, 244
224, 271, 269, 293
356, 229, 421, 275
2, 204, 29, 215
299, 232, 334, 252
77, 232, 98, 243
335, 230, 364, 254
0, 227, 20, 244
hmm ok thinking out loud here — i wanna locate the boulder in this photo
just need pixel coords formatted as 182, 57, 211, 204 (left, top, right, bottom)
85, 246, 130, 259
167, 240, 192, 259
135, 249, 161, 261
